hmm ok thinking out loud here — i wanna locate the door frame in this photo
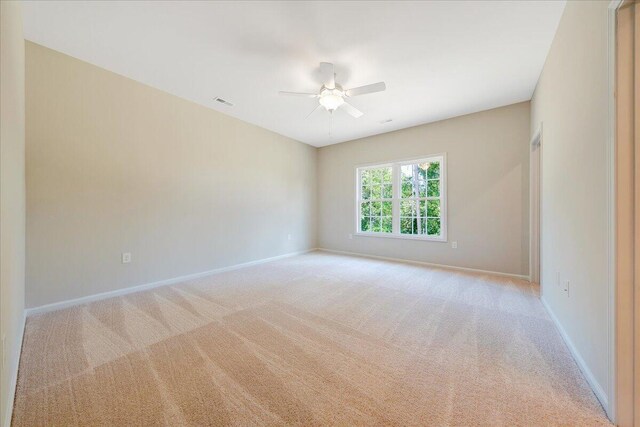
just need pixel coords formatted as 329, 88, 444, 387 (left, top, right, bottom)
529, 124, 542, 287
610, 0, 622, 423
612, 0, 637, 424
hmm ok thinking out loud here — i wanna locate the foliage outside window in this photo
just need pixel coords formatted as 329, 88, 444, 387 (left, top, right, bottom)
360, 166, 393, 233
357, 155, 446, 241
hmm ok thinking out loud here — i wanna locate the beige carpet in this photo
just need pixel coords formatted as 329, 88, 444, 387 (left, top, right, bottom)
13, 251, 610, 426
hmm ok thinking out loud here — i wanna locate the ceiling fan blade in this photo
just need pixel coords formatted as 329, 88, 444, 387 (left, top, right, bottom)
279, 91, 318, 98
305, 104, 322, 119
340, 102, 363, 118
345, 82, 386, 97
320, 62, 335, 89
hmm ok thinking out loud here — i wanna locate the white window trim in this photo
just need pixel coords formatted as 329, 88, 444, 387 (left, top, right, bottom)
354, 153, 447, 242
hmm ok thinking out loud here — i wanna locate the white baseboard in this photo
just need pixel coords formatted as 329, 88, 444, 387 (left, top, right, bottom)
540, 296, 609, 412
4, 311, 26, 427
25, 248, 315, 317
316, 248, 530, 281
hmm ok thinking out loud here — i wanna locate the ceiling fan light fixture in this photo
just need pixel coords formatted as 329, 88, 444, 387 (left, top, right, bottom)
318, 88, 344, 111
279, 62, 385, 120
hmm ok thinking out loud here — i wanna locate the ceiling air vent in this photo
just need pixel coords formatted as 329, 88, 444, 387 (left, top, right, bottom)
213, 97, 234, 107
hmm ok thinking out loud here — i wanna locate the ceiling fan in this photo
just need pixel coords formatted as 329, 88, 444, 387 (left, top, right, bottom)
279, 62, 386, 119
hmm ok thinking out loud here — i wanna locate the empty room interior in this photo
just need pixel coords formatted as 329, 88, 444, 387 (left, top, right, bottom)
1, 0, 639, 425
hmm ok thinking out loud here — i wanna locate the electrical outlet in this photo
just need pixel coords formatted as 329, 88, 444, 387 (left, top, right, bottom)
122, 252, 131, 264
451, 241, 457, 249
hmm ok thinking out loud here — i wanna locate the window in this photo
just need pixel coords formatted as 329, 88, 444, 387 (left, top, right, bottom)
356, 155, 446, 241
359, 166, 393, 233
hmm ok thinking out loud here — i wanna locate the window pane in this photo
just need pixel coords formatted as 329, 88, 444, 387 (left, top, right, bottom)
381, 167, 392, 184
371, 184, 381, 199
420, 217, 427, 234
361, 216, 370, 232
361, 186, 371, 200
427, 180, 440, 197
427, 218, 441, 235
400, 217, 413, 234
371, 216, 381, 232
382, 184, 392, 199
427, 200, 440, 217
401, 164, 428, 198
361, 169, 371, 187
372, 169, 383, 185
371, 201, 381, 215
381, 217, 392, 233
400, 200, 416, 217
418, 163, 428, 180
401, 176, 413, 198
381, 201, 392, 216
418, 179, 427, 197
401, 165, 412, 179
360, 201, 370, 217
427, 161, 440, 179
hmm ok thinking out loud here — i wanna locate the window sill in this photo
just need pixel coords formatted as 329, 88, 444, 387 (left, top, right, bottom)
354, 232, 447, 242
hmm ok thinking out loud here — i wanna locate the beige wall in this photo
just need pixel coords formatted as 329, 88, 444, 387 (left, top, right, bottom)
26, 42, 317, 308
530, 0, 610, 411
317, 102, 530, 277
0, 1, 26, 425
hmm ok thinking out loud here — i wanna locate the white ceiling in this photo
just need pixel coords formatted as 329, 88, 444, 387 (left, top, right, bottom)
22, 1, 565, 147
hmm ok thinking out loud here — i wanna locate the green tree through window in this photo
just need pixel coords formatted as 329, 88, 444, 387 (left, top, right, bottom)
359, 166, 393, 233
400, 161, 441, 236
